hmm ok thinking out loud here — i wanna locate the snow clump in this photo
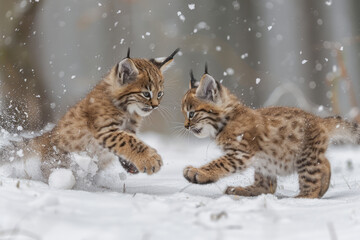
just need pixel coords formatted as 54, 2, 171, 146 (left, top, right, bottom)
49, 169, 75, 189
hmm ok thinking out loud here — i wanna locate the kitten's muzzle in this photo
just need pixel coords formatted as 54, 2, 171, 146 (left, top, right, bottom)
142, 105, 158, 112
142, 108, 152, 112
141, 106, 153, 112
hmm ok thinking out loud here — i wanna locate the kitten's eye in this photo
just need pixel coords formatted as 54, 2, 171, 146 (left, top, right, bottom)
189, 111, 195, 119
157, 91, 163, 98
142, 92, 151, 98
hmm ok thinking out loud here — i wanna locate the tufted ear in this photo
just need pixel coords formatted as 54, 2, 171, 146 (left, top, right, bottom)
195, 74, 220, 102
150, 48, 180, 73
189, 70, 199, 89
116, 58, 139, 85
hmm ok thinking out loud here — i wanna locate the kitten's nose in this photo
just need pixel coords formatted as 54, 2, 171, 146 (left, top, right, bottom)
184, 124, 190, 129
152, 105, 158, 109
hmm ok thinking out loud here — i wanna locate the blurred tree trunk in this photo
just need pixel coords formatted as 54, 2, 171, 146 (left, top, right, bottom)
0, 0, 50, 132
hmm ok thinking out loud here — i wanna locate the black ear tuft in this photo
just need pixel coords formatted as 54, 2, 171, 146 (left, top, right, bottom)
161, 48, 180, 66
149, 48, 180, 72
204, 62, 208, 74
189, 69, 199, 89
160, 48, 180, 70
127, 47, 131, 58
167, 48, 180, 61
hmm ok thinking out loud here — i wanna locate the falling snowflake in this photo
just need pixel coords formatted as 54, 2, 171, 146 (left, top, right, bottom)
188, 4, 195, 10
193, 21, 210, 33
226, 68, 234, 75
177, 11, 186, 22
232, 1, 240, 10
16, 149, 24, 157
50, 103, 56, 109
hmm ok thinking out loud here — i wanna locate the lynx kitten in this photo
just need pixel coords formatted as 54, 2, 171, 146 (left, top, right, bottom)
182, 65, 359, 198
1, 48, 180, 188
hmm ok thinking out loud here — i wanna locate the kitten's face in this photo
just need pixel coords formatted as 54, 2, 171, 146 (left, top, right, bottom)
120, 59, 165, 117
181, 73, 224, 138
108, 49, 179, 116
182, 90, 218, 138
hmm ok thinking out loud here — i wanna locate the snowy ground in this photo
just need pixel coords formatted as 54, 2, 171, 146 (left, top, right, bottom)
1, 133, 360, 240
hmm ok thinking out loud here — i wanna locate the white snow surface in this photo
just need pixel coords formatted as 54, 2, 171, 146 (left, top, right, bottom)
1, 133, 360, 240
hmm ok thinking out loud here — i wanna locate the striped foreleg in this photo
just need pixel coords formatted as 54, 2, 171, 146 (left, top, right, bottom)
95, 129, 163, 175
183, 151, 252, 184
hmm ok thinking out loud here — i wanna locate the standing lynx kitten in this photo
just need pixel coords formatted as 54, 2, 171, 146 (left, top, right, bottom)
182, 65, 359, 198
2, 48, 180, 186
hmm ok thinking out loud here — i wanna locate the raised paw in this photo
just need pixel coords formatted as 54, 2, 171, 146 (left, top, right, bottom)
134, 148, 163, 175
183, 166, 216, 184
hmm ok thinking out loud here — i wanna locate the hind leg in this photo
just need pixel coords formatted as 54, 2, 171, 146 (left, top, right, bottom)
296, 153, 331, 199
319, 158, 331, 197
225, 171, 277, 196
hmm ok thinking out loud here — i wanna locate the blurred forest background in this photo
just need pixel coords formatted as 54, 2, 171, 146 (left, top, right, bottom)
1, 0, 360, 135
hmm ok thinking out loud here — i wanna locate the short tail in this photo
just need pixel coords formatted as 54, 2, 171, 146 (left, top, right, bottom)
324, 116, 360, 144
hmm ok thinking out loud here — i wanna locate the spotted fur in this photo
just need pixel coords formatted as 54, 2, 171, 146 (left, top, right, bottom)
3, 49, 179, 184
182, 69, 360, 198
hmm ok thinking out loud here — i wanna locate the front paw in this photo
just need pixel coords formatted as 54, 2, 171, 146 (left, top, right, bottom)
225, 186, 240, 195
134, 148, 163, 175
183, 166, 215, 184
119, 157, 139, 174
225, 186, 259, 197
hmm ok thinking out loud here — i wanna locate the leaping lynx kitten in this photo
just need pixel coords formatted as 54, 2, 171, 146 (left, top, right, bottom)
2, 48, 180, 186
182, 65, 359, 198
